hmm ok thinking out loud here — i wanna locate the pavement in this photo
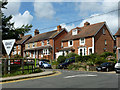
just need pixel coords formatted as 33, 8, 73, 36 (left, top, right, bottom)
0, 70, 56, 82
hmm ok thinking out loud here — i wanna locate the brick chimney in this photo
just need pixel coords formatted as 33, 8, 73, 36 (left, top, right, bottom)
19, 33, 24, 38
57, 25, 62, 32
34, 29, 39, 35
84, 22, 90, 27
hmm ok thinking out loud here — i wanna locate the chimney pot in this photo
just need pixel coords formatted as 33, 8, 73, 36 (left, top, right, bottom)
57, 25, 62, 32
84, 22, 90, 26
34, 29, 39, 35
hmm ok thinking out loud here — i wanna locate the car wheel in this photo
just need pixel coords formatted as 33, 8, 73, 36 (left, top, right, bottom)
106, 68, 109, 72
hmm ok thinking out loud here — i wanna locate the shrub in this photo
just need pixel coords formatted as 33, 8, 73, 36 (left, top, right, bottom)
66, 52, 78, 59
100, 52, 115, 58
57, 55, 66, 64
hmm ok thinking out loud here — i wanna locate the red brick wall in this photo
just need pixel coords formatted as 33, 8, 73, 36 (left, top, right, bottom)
94, 25, 114, 54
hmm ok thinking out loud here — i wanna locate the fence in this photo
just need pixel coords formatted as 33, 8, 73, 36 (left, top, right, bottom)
1, 58, 41, 76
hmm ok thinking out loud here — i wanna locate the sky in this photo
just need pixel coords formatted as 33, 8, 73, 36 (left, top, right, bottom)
2, 0, 120, 36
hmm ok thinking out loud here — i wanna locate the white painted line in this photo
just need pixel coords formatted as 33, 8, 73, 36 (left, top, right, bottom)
64, 74, 97, 79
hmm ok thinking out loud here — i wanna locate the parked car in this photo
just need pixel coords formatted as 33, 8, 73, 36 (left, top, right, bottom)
58, 57, 75, 69
114, 60, 120, 73
39, 61, 51, 69
96, 62, 115, 72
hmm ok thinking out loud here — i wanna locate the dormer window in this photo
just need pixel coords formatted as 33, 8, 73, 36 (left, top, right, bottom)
28, 44, 30, 48
72, 29, 78, 35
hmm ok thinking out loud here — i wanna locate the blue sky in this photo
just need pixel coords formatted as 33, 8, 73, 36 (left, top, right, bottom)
2, 0, 119, 35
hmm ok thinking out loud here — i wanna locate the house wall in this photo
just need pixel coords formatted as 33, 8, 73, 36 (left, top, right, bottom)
116, 36, 120, 60
54, 30, 68, 59
94, 25, 114, 54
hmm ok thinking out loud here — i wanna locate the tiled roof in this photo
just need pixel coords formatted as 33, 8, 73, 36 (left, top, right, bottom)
16, 35, 32, 44
62, 22, 105, 41
59, 47, 75, 51
25, 28, 65, 44
115, 28, 120, 36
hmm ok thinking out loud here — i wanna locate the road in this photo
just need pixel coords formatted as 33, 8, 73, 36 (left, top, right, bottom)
2, 69, 119, 88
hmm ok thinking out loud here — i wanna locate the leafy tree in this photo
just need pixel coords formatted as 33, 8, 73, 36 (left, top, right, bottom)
1, 1, 32, 40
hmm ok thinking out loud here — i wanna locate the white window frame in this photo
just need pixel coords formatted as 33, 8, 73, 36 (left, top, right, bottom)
28, 44, 30, 48
88, 47, 93, 55
72, 29, 78, 35
80, 38, 85, 45
14, 46, 16, 50
42, 41, 44, 46
18, 45, 20, 49
18, 51, 20, 55
78, 47, 86, 56
68, 40, 73, 47
47, 40, 50, 45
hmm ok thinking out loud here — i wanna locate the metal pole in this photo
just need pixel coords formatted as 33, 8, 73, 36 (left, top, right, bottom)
8, 56, 10, 74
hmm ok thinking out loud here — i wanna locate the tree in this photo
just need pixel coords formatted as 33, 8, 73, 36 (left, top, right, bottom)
1, 1, 32, 40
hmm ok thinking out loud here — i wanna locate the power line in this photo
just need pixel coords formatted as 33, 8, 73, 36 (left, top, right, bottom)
39, 8, 120, 31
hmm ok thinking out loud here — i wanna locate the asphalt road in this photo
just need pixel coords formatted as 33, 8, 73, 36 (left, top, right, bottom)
2, 69, 119, 88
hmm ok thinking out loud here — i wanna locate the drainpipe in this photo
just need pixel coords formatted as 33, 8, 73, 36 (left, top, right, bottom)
53, 39, 55, 60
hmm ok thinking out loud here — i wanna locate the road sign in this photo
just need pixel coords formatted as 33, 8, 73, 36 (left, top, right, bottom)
2, 39, 15, 56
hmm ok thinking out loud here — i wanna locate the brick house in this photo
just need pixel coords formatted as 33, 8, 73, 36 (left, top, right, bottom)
24, 25, 68, 60
58, 22, 114, 56
114, 28, 120, 60
11, 34, 32, 57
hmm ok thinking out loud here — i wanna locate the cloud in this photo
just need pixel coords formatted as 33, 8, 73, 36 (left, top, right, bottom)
60, 23, 76, 32
74, 0, 119, 34
2, 0, 21, 16
34, 1, 56, 19
10, 11, 33, 28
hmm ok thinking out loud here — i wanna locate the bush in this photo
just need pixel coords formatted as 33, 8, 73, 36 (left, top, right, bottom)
100, 52, 115, 58
57, 55, 66, 64
66, 52, 78, 59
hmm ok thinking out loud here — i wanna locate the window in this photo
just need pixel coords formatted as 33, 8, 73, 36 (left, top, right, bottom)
18, 45, 20, 49
28, 44, 30, 48
43, 49, 50, 55
61, 42, 63, 48
18, 51, 20, 55
72, 29, 78, 35
42, 41, 44, 46
14, 46, 16, 50
33, 43, 35, 47
105, 39, 107, 46
103, 29, 105, 34
80, 38, 85, 45
68, 40, 73, 47
47, 40, 50, 45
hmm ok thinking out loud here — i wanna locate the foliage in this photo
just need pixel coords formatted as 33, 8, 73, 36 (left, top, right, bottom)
66, 52, 78, 59
1, 1, 33, 40
100, 52, 115, 58
57, 55, 66, 64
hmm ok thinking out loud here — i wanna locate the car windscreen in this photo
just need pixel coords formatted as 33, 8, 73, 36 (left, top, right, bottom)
101, 62, 109, 66
118, 60, 120, 63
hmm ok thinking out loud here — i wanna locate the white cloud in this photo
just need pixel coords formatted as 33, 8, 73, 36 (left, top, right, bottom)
10, 11, 33, 28
2, 0, 21, 16
34, 1, 56, 19
60, 23, 76, 31
79, 13, 118, 34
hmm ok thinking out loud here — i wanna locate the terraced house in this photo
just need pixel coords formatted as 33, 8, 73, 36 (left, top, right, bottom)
11, 34, 32, 57
57, 22, 114, 56
114, 28, 120, 60
24, 25, 68, 60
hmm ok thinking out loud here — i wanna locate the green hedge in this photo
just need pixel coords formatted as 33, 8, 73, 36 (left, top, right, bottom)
57, 55, 66, 64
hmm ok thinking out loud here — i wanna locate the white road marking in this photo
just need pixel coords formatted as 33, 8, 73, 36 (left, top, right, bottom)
64, 74, 97, 78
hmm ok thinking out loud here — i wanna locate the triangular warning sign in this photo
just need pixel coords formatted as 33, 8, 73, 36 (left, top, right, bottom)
2, 39, 15, 56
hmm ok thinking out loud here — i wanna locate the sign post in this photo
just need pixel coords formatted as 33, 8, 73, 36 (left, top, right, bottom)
2, 39, 15, 74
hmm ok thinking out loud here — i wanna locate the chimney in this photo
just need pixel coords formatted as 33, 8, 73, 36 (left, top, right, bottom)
57, 25, 62, 32
84, 22, 90, 27
34, 29, 39, 35
19, 33, 24, 38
